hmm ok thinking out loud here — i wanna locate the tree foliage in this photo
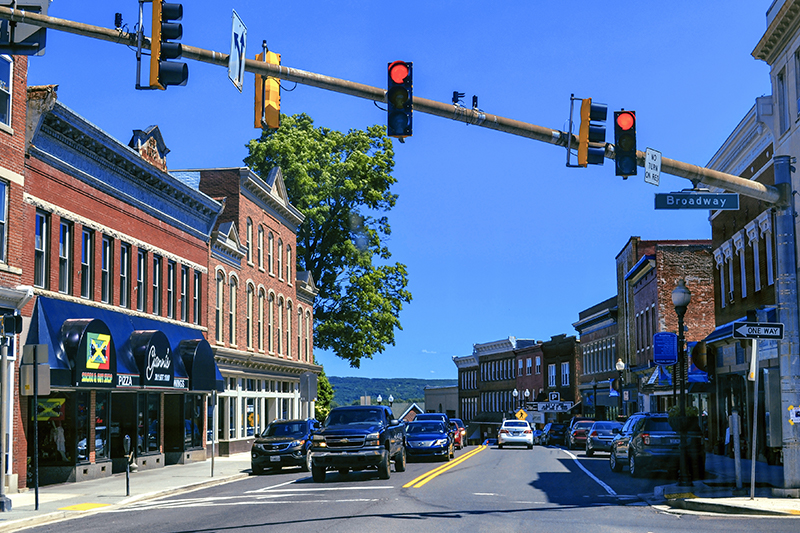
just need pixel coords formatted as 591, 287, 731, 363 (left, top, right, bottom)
245, 114, 412, 368
314, 364, 335, 422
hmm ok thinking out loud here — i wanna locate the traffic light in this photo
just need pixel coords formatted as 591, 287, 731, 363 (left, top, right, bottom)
614, 110, 637, 177
577, 98, 607, 166
1, 314, 22, 336
387, 61, 412, 138
255, 51, 281, 129
150, 1, 188, 90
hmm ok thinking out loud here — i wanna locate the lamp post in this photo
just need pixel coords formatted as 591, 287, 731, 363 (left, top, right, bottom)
376, 394, 382, 405
524, 388, 530, 409
615, 358, 625, 417
512, 388, 519, 410
591, 378, 598, 419
672, 278, 693, 487
388, 394, 394, 408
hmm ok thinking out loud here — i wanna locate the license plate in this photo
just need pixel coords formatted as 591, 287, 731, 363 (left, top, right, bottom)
270, 456, 281, 462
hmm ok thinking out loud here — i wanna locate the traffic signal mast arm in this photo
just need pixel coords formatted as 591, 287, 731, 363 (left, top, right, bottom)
0, 5, 782, 206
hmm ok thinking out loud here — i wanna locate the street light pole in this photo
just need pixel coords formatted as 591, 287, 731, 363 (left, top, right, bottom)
591, 378, 598, 419
524, 388, 530, 410
512, 388, 519, 411
615, 359, 625, 418
672, 278, 693, 487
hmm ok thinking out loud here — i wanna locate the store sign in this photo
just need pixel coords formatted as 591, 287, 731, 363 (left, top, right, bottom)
131, 330, 175, 388
62, 319, 117, 388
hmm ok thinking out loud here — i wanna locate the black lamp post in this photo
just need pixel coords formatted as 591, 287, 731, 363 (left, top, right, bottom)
672, 278, 693, 487
512, 388, 519, 410
591, 378, 598, 419
615, 358, 625, 417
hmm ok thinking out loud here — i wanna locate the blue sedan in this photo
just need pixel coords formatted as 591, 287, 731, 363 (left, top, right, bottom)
404, 421, 454, 461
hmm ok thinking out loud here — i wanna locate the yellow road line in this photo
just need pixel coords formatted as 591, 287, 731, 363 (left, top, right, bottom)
402, 445, 486, 488
58, 503, 111, 511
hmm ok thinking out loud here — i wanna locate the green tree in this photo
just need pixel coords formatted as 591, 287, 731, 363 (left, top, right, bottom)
245, 113, 412, 368
315, 365, 335, 422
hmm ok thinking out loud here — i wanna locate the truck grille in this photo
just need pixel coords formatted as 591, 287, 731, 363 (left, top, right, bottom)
325, 436, 366, 449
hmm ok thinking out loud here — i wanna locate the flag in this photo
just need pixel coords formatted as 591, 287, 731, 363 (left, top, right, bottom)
609, 378, 619, 397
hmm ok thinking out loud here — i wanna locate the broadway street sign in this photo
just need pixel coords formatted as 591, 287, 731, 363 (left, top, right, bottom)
655, 192, 739, 210
732, 321, 785, 340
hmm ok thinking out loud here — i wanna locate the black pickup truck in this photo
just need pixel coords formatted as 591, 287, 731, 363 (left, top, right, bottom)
309, 405, 406, 482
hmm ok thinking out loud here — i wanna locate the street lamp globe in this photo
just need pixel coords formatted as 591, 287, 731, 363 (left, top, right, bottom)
672, 278, 692, 310
615, 358, 625, 373
388, 394, 394, 407
376, 394, 382, 405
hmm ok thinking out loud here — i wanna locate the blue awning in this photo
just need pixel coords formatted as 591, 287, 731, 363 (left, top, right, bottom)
703, 308, 778, 345
27, 296, 220, 391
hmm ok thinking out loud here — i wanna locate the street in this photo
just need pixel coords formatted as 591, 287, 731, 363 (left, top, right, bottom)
20, 444, 799, 533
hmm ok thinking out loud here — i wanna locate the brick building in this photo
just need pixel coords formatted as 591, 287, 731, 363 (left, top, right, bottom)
514, 341, 543, 409
174, 167, 321, 455
541, 334, 581, 422
573, 296, 618, 420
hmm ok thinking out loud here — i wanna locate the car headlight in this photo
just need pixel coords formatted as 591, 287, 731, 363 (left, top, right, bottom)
365, 432, 380, 447
290, 439, 306, 448
312, 435, 327, 448
433, 438, 448, 446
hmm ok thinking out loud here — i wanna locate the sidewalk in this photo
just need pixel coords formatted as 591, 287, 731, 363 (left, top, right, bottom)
649, 452, 800, 516
0, 453, 252, 532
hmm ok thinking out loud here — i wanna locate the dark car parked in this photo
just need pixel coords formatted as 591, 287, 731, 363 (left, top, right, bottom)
542, 422, 567, 446
567, 420, 595, 450
609, 412, 705, 479
585, 421, 623, 456
251, 418, 321, 474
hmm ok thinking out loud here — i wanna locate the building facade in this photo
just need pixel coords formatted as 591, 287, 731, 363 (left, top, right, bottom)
541, 334, 581, 421
573, 296, 618, 420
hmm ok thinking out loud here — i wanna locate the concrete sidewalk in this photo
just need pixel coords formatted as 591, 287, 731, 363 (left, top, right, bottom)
0, 453, 252, 532
650, 452, 800, 516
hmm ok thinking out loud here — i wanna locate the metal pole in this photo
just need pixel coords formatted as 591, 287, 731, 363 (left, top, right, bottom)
677, 306, 692, 487
0, 340, 10, 512
32, 346, 38, 510
0, 6, 785, 205
773, 155, 800, 492
750, 339, 760, 499
210, 390, 216, 477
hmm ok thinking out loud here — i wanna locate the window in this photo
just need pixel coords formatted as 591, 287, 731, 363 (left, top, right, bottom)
34, 211, 49, 288
277, 238, 283, 280
228, 277, 237, 345
0, 181, 7, 263
101, 236, 113, 304
166, 261, 176, 318
215, 271, 224, 342
268, 293, 275, 352
268, 232, 274, 274
535, 356, 541, 374
795, 49, 800, 117
258, 289, 265, 351
286, 301, 292, 359
277, 296, 284, 355
258, 225, 264, 269
286, 246, 292, 285
0, 56, 11, 128
526, 358, 532, 375
304, 310, 310, 361
246, 218, 253, 264
548, 364, 556, 387
193, 271, 201, 325
180, 266, 188, 322
561, 362, 570, 387
58, 221, 72, 294
152, 255, 162, 315
119, 243, 131, 308
246, 283, 254, 349
778, 68, 790, 135
136, 249, 147, 312
80, 228, 93, 298
518, 359, 523, 376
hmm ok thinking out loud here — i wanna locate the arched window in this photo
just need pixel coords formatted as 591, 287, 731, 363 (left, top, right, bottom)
268, 232, 274, 275
297, 306, 302, 361
286, 301, 293, 359
286, 246, 292, 285
229, 277, 238, 345
246, 218, 253, 264
305, 310, 311, 361
277, 238, 284, 280
258, 288, 265, 351
257, 225, 264, 269
246, 283, 254, 349
277, 296, 284, 355
268, 293, 275, 353
215, 271, 225, 342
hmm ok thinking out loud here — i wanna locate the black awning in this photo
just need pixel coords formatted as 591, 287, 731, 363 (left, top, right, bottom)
179, 338, 224, 392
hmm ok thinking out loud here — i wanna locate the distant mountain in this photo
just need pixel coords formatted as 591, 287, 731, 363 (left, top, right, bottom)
328, 376, 457, 407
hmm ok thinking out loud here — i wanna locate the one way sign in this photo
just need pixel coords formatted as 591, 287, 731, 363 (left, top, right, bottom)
732, 322, 784, 340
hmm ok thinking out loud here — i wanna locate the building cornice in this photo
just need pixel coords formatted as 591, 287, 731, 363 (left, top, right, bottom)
214, 346, 321, 376
753, 0, 800, 64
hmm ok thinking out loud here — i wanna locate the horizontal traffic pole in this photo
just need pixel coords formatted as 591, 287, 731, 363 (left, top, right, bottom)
0, 6, 782, 205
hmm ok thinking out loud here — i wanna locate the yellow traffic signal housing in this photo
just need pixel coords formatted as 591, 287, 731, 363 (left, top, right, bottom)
577, 98, 607, 167
255, 51, 281, 129
149, 1, 188, 90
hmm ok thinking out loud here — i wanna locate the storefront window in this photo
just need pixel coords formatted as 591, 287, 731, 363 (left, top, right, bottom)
76, 392, 90, 462
95, 392, 109, 460
246, 397, 255, 436
137, 392, 161, 454
35, 392, 74, 465
184, 394, 203, 449
229, 397, 236, 439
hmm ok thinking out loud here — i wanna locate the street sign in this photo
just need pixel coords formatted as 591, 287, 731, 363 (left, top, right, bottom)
655, 192, 739, 210
228, 10, 246, 92
732, 321, 784, 340
653, 331, 678, 365
532, 401, 574, 412
548, 391, 561, 402
644, 148, 661, 186
515, 408, 528, 421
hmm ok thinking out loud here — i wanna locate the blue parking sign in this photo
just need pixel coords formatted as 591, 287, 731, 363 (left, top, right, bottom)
653, 331, 678, 365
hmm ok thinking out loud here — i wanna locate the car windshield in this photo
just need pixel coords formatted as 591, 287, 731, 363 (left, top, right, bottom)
261, 422, 306, 437
324, 409, 383, 427
503, 421, 528, 428
593, 422, 622, 430
575, 422, 594, 429
407, 422, 444, 434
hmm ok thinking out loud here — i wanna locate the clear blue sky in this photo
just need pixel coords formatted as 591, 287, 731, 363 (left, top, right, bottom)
25, 1, 772, 380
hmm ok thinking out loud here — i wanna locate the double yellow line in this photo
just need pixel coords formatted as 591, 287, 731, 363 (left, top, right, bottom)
402, 445, 487, 488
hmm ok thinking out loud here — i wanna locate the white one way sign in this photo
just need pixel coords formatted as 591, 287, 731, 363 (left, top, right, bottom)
732, 322, 784, 340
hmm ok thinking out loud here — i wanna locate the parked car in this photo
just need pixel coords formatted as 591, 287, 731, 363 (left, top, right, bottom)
541, 422, 567, 446
404, 420, 454, 461
585, 421, 623, 456
251, 418, 320, 474
498, 419, 534, 449
567, 420, 595, 450
567, 416, 594, 433
609, 412, 705, 479
450, 422, 464, 449
451, 418, 467, 448
415, 412, 456, 443
531, 429, 544, 445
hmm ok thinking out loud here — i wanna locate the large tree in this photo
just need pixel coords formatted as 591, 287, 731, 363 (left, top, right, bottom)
245, 113, 412, 368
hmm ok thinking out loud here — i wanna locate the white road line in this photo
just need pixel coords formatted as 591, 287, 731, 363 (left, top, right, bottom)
561, 449, 617, 496
248, 484, 394, 494
246, 478, 301, 493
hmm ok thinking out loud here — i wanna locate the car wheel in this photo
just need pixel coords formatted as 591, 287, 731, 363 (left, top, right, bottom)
311, 465, 326, 482
378, 453, 391, 479
586, 446, 594, 457
394, 447, 406, 472
450, 443, 455, 459
629, 452, 645, 478
498, 443, 503, 449
252, 464, 263, 475
610, 450, 622, 472
302, 450, 312, 472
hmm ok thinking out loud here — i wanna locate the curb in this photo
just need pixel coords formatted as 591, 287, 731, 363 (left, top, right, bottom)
665, 498, 795, 516
0, 472, 249, 533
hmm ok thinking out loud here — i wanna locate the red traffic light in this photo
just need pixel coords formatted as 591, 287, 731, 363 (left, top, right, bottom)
616, 111, 635, 131
388, 61, 409, 84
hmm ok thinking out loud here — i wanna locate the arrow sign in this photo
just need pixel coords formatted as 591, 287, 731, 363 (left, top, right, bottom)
732, 322, 784, 340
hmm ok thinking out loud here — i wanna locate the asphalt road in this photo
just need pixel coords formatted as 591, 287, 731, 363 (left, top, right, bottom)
21, 444, 800, 533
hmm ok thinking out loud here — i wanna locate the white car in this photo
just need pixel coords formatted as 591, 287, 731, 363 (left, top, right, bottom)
498, 420, 533, 449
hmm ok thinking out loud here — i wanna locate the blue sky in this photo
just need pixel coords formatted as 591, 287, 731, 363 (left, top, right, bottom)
25, 1, 772, 380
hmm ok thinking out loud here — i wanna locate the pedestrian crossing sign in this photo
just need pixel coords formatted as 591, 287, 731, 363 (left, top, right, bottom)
515, 408, 528, 421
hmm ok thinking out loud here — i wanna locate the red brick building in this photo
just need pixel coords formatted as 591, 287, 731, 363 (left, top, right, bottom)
573, 296, 618, 420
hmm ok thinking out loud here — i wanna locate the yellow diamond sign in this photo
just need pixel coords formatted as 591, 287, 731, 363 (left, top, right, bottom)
515, 408, 528, 421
